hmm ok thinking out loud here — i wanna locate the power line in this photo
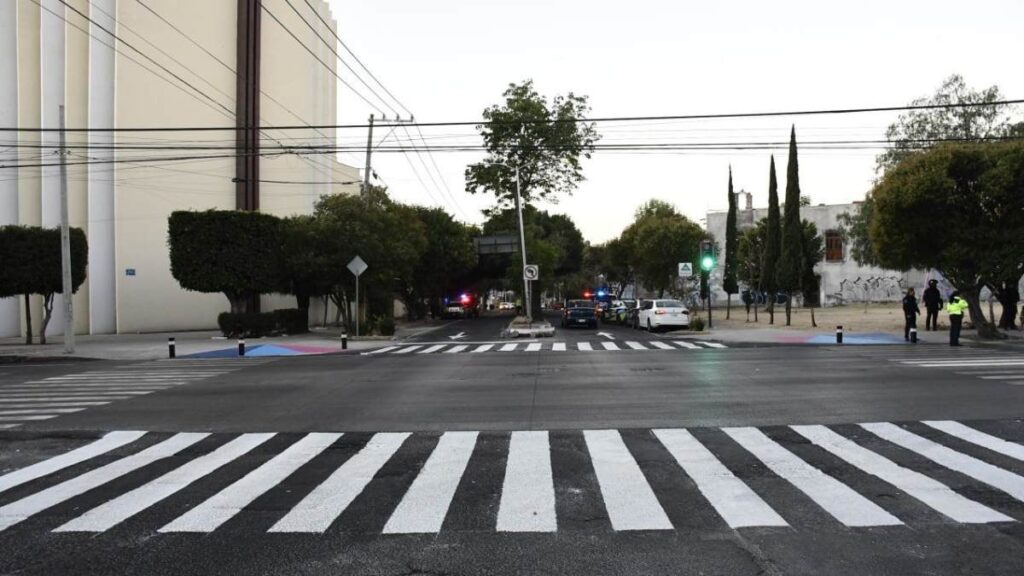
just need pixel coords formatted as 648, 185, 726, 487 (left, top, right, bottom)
5, 98, 1021, 133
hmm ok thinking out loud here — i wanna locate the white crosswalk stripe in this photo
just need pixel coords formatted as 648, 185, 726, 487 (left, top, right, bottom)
3, 420, 1021, 536
0, 360, 271, 429
364, 340, 728, 356
892, 354, 1024, 386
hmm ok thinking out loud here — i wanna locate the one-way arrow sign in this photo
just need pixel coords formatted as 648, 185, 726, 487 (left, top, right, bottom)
448, 332, 467, 341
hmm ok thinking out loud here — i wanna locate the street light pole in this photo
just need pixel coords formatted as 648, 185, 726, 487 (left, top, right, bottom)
512, 163, 531, 323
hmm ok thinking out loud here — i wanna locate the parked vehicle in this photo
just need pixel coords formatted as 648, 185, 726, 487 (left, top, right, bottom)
635, 299, 689, 331
442, 293, 480, 319
615, 299, 637, 324
628, 299, 646, 328
498, 301, 516, 311
561, 299, 599, 329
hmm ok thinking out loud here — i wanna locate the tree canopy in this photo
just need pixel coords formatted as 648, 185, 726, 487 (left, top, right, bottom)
621, 200, 705, 297
723, 168, 739, 316
465, 80, 599, 209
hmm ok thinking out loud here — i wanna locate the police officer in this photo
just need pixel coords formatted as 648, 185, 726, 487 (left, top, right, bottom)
945, 291, 968, 346
902, 288, 921, 341
922, 279, 943, 331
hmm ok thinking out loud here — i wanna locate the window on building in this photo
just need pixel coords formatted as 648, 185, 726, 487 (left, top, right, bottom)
825, 230, 843, 262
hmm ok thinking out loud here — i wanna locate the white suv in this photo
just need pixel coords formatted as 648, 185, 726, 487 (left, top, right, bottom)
636, 299, 689, 332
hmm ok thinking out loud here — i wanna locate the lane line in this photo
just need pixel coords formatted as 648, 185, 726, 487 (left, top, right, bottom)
791, 425, 1012, 523
445, 345, 469, 354
600, 342, 621, 351
552, 343, 567, 352
160, 433, 342, 533
0, 433, 209, 532
577, 342, 594, 352
417, 345, 447, 354
497, 431, 556, 532
672, 341, 701, 349
383, 432, 478, 534
861, 422, 1024, 502
471, 344, 494, 353
723, 427, 900, 527
0, 402, 109, 408
391, 346, 423, 355
0, 396, 134, 402
269, 432, 410, 533
583, 430, 672, 531
923, 421, 1024, 461
625, 341, 649, 350
0, 431, 147, 495
525, 343, 542, 352
0, 415, 59, 422
649, 341, 674, 350
55, 433, 275, 532
655, 428, 787, 528
0, 408, 86, 415
913, 361, 1024, 368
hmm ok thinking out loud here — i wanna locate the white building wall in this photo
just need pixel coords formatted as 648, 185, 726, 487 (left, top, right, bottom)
706, 202, 928, 306
0, 0, 21, 337
39, 0, 66, 336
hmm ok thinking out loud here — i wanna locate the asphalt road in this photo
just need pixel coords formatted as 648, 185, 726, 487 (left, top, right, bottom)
2, 312, 1023, 575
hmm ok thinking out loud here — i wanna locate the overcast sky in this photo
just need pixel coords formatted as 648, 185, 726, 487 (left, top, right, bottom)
326, 0, 1023, 243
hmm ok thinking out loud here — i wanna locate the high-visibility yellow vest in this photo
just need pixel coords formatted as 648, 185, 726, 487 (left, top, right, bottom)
946, 297, 968, 316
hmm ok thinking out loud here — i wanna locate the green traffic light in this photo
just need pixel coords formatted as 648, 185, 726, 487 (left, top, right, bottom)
701, 255, 714, 270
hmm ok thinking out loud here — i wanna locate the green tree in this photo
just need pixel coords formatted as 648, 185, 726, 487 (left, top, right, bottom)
406, 207, 478, 319
777, 126, 804, 326
737, 220, 767, 322
836, 194, 881, 267
314, 187, 426, 330
877, 74, 1019, 174
723, 168, 739, 318
280, 215, 333, 322
761, 155, 782, 324
626, 200, 705, 297
800, 220, 824, 328
869, 141, 1024, 337
465, 80, 599, 209
168, 210, 282, 316
0, 225, 87, 345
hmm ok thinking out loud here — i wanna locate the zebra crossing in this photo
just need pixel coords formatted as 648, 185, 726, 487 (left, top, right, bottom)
891, 353, 1024, 386
363, 339, 728, 356
0, 359, 273, 430
1, 419, 1022, 535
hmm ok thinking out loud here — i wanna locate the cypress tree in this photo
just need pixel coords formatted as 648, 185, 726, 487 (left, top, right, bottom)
761, 156, 781, 324
778, 125, 804, 326
723, 167, 739, 319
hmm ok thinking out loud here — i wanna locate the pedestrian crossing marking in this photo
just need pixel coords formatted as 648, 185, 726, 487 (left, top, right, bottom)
525, 343, 542, 352
497, 431, 556, 532
364, 339, 728, 356
552, 343, 567, 352
0, 360, 272, 429
500, 343, 518, 352
625, 341, 648, 350
392, 345, 422, 354
3, 421, 1021, 536
861, 423, 1024, 502
576, 342, 594, 351
657, 428, 788, 528
383, 431, 478, 534
584, 430, 673, 531
672, 340, 700, 349
269, 432, 410, 533
417, 345, 446, 354
600, 342, 621, 351
923, 421, 1024, 461
445, 345, 469, 354
472, 344, 494, 353
649, 341, 675, 350
791, 425, 1012, 524
892, 355, 1024, 386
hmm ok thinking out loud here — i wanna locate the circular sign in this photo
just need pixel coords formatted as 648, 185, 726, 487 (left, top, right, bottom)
523, 265, 539, 281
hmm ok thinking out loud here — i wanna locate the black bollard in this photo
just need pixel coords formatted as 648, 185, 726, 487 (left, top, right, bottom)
836, 325, 843, 344
341, 333, 348, 350
238, 338, 245, 356
910, 327, 917, 343
168, 337, 176, 359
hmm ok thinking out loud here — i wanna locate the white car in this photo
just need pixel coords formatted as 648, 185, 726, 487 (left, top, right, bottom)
636, 299, 689, 331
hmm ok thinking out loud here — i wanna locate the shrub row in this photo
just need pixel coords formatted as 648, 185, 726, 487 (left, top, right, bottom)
217, 308, 309, 338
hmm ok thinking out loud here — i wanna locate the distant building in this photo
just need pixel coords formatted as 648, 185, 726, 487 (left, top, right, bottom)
1, 1, 361, 337
705, 193, 928, 306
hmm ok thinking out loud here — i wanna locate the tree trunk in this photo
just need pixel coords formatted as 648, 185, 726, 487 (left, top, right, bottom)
322, 295, 329, 327
753, 297, 758, 323
24, 293, 32, 345
296, 293, 310, 313
785, 293, 792, 326
810, 304, 817, 328
962, 285, 1001, 339
726, 294, 732, 320
768, 298, 774, 324
226, 293, 247, 315
40, 293, 54, 345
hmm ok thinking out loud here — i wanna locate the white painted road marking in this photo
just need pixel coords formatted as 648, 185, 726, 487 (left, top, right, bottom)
655, 428, 787, 528
384, 431, 478, 534
923, 421, 1024, 461
584, 430, 672, 531
417, 345, 447, 354
497, 431, 556, 533
0, 431, 146, 495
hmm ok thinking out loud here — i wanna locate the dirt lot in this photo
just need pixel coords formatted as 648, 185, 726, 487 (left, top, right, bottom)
697, 302, 1018, 333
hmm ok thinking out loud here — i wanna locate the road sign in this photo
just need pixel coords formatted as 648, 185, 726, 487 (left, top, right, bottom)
678, 262, 693, 278
347, 255, 368, 277
523, 264, 539, 281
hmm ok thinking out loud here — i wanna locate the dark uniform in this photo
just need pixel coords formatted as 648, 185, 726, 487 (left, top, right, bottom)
922, 282, 942, 330
902, 293, 920, 341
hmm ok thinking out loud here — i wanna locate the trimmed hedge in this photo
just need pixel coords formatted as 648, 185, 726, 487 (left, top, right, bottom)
217, 308, 307, 338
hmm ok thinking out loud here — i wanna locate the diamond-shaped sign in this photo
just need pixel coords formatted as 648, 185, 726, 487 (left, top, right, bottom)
347, 255, 368, 277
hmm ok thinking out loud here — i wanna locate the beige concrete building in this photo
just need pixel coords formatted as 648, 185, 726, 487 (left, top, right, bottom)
1, 0, 361, 337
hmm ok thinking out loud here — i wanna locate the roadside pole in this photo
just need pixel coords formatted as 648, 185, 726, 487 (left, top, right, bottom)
361, 114, 374, 197
58, 105, 75, 354
513, 162, 531, 323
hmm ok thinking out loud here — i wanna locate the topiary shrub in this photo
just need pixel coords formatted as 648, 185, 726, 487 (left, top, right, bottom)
690, 316, 705, 332
273, 308, 308, 334
218, 312, 277, 338
377, 316, 396, 336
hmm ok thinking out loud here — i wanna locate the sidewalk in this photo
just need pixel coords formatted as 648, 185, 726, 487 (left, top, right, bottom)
0, 319, 446, 362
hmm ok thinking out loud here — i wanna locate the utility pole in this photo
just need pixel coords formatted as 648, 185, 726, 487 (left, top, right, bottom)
58, 105, 74, 354
361, 114, 374, 196
512, 162, 531, 323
